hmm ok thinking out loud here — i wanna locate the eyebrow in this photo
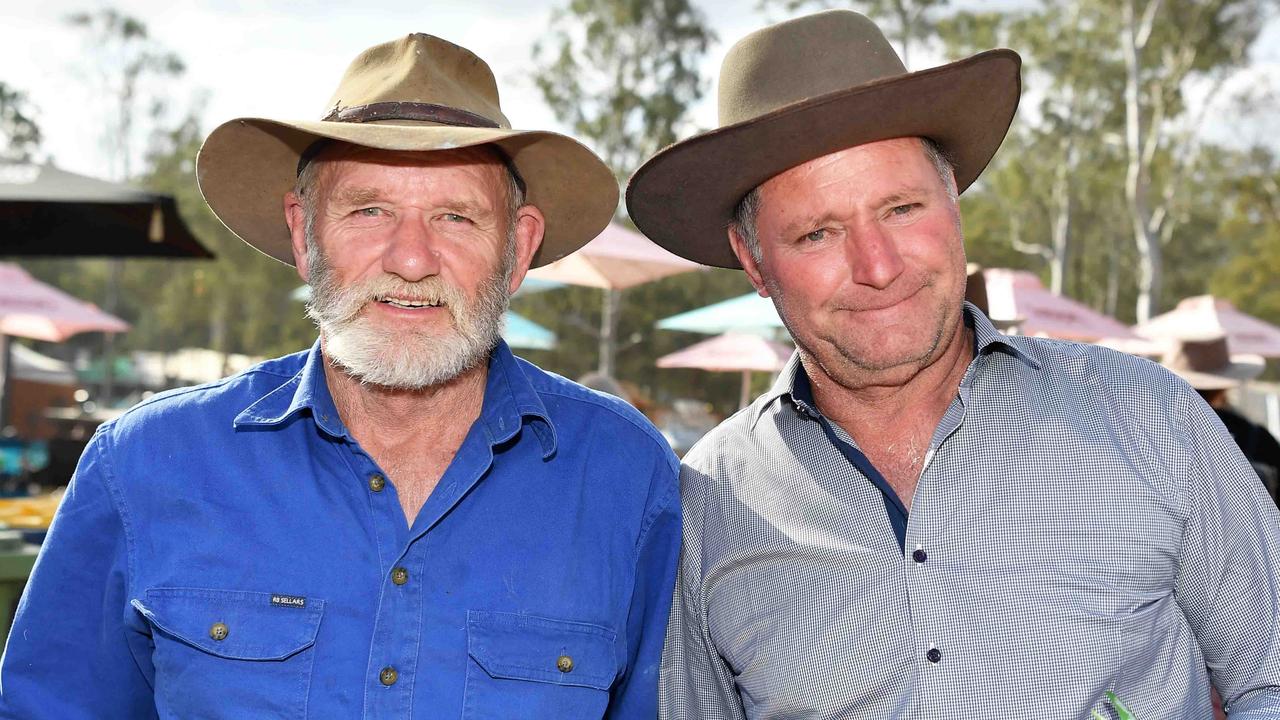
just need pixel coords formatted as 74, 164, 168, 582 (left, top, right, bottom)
879, 186, 932, 206
330, 187, 383, 208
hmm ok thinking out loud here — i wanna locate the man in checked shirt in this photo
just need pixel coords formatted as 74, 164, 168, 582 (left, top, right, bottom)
626, 10, 1280, 719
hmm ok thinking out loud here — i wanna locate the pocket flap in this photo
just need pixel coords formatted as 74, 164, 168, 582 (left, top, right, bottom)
133, 587, 324, 661
467, 611, 618, 690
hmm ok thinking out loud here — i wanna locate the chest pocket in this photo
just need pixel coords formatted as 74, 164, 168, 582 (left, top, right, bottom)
132, 587, 323, 720
463, 610, 620, 720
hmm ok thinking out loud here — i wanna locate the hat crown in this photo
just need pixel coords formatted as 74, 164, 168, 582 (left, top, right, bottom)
1164, 335, 1233, 375
718, 10, 905, 126
324, 33, 512, 129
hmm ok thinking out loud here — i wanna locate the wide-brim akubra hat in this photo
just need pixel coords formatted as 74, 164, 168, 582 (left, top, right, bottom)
1161, 334, 1265, 391
197, 33, 617, 268
625, 9, 1022, 268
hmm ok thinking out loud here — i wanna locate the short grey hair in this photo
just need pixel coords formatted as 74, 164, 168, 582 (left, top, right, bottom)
295, 142, 527, 243
730, 137, 957, 263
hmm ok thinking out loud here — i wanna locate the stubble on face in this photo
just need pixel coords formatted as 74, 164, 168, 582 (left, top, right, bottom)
749, 138, 969, 391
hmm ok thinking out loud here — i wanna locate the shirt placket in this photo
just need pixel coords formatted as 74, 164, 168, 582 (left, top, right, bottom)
357, 425, 499, 719
348, 444, 424, 718
902, 358, 980, 715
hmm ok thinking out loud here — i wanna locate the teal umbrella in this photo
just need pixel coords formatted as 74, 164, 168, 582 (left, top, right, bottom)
657, 293, 786, 338
290, 286, 555, 350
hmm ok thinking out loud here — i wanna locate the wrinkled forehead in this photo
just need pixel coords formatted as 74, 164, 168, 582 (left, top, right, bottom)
307, 143, 508, 183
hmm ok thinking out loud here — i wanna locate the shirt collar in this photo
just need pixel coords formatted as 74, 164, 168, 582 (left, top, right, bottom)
235, 339, 557, 458
751, 301, 1040, 427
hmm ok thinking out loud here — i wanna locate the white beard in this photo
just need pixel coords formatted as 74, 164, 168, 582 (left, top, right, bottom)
304, 240, 513, 390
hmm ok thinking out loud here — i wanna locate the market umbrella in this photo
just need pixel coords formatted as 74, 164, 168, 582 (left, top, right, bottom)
657, 332, 794, 409
1135, 295, 1280, 358
0, 263, 130, 429
0, 161, 212, 259
983, 268, 1139, 342
289, 285, 556, 351
657, 292, 785, 338
527, 223, 704, 376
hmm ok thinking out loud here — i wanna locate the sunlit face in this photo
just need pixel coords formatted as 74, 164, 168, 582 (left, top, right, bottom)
731, 137, 968, 389
284, 145, 543, 389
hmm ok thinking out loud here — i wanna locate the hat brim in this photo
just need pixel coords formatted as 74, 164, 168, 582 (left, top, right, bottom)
1171, 355, 1266, 391
625, 49, 1021, 269
197, 118, 618, 268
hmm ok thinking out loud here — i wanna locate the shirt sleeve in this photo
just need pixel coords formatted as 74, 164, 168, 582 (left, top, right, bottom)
606, 455, 682, 720
1171, 389, 1280, 717
0, 426, 156, 720
658, 463, 747, 720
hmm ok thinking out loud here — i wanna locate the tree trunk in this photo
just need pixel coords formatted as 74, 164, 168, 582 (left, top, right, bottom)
1049, 148, 1072, 295
598, 289, 621, 377
1122, 0, 1162, 323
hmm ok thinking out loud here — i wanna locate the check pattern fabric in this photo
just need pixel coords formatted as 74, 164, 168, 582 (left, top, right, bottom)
661, 305, 1280, 719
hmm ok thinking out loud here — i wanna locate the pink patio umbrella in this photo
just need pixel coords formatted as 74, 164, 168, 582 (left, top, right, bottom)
657, 332, 794, 409
983, 268, 1139, 343
0, 263, 129, 428
528, 223, 704, 376
1135, 295, 1280, 358
0, 263, 130, 342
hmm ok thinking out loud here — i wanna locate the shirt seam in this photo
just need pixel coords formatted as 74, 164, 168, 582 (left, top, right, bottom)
93, 423, 139, 636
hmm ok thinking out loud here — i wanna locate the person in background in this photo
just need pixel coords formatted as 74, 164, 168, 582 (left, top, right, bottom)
1162, 334, 1280, 501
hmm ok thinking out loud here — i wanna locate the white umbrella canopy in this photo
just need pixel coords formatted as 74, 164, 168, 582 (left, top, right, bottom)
657, 332, 794, 408
1135, 295, 1280, 358
527, 222, 705, 376
527, 222, 703, 290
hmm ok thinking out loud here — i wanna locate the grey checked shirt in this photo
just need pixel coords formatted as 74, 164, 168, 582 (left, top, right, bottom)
661, 305, 1280, 719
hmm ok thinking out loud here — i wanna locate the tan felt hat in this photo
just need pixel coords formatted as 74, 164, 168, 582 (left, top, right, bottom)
197, 33, 617, 268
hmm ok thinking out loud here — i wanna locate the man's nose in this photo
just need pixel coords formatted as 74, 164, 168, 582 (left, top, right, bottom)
846, 224, 904, 290
382, 216, 442, 282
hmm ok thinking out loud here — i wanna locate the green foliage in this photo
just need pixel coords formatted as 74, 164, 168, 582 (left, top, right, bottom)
533, 0, 715, 186
937, 0, 1277, 324
0, 83, 42, 162
64, 8, 187, 180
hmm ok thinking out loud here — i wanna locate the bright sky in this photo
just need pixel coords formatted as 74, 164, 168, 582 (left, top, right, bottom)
3, 0, 1277, 180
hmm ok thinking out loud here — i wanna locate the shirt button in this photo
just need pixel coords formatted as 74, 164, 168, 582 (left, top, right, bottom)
556, 655, 574, 673
209, 622, 229, 641
379, 666, 398, 686
369, 474, 386, 492
926, 647, 942, 664
391, 567, 409, 585
912, 548, 928, 563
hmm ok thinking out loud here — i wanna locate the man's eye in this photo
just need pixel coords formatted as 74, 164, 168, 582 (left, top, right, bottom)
802, 228, 827, 242
890, 204, 920, 216
442, 213, 471, 223
355, 207, 382, 217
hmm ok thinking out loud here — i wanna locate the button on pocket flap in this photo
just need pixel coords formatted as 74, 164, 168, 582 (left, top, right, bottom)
133, 588, 324, 661
467, 611, 619, 690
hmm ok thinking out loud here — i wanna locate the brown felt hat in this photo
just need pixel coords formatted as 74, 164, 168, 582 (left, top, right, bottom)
1161, 335, 1264, 391
625, 10, 1022, 268
197, 33, 617, 268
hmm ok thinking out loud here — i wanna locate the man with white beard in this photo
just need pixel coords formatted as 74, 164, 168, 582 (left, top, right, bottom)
0, 35, 681, 720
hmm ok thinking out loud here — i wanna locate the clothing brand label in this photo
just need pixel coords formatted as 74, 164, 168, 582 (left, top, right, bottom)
271, 594, 307, 608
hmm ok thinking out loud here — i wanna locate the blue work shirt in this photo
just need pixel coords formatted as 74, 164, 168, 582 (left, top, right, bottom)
0, 340, 681, 720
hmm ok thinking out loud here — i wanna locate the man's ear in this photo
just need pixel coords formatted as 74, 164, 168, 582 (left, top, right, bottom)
728, 226, 770, 298
284, 191, 310, 283
506, 204, 546, 295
